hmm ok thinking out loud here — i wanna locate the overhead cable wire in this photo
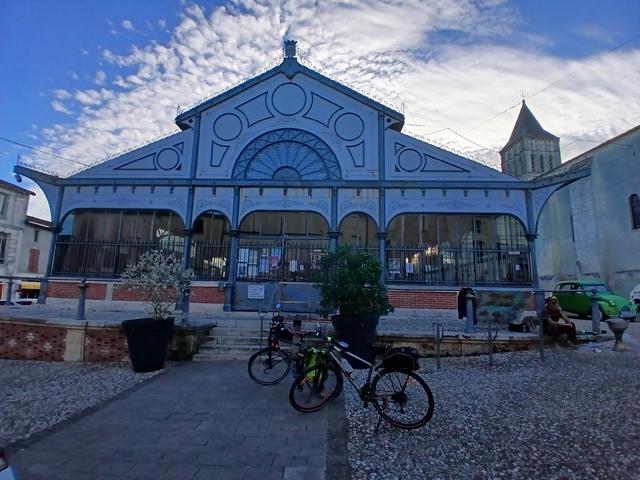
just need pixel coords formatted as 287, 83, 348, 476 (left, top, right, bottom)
463, 32, 640, 135
0, 136, 89, 166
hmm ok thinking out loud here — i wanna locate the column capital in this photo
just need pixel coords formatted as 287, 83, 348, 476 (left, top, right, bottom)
328, 231, 340, 239
376, 231, 388, 240
183, 228, 193, 236
228, 229, 240, 237
525, 233, 537, 241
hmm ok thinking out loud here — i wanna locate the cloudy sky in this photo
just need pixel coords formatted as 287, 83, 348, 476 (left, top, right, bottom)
1, 0, 639, 219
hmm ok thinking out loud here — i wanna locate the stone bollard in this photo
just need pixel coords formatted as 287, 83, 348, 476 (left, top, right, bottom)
5, 278, 14, 306
181, 287, 191, 324
465, 292, 476, 334
606, 318, 629, 352
590, 288, 601, 334
77, 278, 88, 321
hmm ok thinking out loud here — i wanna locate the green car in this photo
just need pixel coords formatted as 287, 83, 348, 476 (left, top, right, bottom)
553, 280, 638, 320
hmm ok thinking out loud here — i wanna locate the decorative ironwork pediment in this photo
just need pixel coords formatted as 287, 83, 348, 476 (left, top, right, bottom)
232, 129, 341, 180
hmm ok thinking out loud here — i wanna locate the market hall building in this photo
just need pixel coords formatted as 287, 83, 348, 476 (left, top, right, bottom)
15, 41, 586, 313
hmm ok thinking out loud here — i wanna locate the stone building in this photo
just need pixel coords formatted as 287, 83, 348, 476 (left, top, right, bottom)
0, 179, 53, 301
501, 101, 639, 298
15, 41, 583, 312
535, 125, 640, 297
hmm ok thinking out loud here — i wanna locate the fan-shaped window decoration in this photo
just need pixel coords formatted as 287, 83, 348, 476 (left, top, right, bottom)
232, 129, 341, 180
630, 194, 640, 230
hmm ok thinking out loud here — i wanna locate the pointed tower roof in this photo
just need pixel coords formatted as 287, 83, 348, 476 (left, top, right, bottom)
500, 100, 558, 153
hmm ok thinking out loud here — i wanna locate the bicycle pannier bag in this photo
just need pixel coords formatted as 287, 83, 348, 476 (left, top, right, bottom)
382, 347, 420, 371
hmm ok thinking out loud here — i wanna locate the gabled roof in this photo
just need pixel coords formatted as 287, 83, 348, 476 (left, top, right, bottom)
500, 100, 559, 153
174, 57, 405, 131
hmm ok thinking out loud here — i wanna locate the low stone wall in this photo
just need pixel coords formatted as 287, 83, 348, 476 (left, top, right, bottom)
0, 319, 213, 363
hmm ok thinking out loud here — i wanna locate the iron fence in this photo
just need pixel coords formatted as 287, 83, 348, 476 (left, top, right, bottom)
52, 239, 185, 277
237, 239, 330, 282
190, 241, 231, 280
385, 246, 532, 286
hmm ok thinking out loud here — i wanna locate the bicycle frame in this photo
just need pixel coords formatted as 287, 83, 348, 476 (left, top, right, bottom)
324, 339, 379, 404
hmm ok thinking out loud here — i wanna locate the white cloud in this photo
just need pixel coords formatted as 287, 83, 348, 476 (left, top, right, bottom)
158, 19, 166, 28
51, 100, 72, 114
122, 19, 134, 31
94, 70, 107, 85
54, 89, 71, 99
23, 0, 640, 218
573, 24, 615, 45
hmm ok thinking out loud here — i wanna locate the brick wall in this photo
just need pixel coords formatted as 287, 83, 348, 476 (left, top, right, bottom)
84, 328, 128, 362
388, 290, 457, 309
48, 281, 107, 300
191, 286, 225, 304
112, 287, 148, 302
0, 322, 66, 361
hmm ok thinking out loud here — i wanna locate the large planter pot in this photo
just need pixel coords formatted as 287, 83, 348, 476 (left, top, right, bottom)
331, 314, 379, 369
121, 317, 174, 372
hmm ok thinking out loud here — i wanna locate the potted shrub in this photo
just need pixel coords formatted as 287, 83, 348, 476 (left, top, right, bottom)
119, 250, 194, 372
316, 246, 393, 367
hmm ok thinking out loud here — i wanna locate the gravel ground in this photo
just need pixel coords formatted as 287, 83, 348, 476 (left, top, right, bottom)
0, 360, 161, 446
344, 341, 640, 480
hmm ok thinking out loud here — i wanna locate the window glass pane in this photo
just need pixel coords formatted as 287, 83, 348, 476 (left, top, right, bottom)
73, 212, 92, 240
134, 211, 155, 241
306, 213, 329, 237
436, 216, 455, 248
339, 213, 376, 247
419, 215, 438, 247
473, 216, 496, 249
260, 212, 282, 235
456, 215, 474, 249
284, 212, 306, 235
194, 212, 229, 242
387, 214, 420, 245
239, 213, 260, 235
631, 194, 640, 229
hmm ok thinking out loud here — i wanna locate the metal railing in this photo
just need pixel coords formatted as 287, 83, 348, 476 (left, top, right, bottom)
52, 239, 185, 277
236, 239, 329, 282
190, 241, 231, 280
385, 246, 532, 286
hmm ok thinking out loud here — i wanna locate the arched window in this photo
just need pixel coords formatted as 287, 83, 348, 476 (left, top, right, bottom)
630, 194, 640, 229
53, 209, 184, 277
386, 214, 530, 285
237, 211, 330, 282
338, 213, 378, 257
191, 211, 231, 279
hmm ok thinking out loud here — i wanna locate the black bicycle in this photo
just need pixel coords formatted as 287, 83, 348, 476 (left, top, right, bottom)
289, 336, 435, 430
247, 314, 321, 385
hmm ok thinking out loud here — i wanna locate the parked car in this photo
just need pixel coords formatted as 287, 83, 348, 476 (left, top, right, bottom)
631, 283, 640, 305
0, 447, 18, 480
553, 280, 638, 320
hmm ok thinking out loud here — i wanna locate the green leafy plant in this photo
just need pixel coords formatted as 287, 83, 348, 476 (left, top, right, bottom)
120, 250, 194, 320
316, 245, 393, 318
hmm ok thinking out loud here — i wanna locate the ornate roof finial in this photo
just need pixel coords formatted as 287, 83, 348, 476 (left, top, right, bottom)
284, 39, 297, 59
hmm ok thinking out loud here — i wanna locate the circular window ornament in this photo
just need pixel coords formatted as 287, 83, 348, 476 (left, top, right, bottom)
397, 149, 423, 172
213, 113, 242, 141
156, 148, 180, 170
334, 113, 364, 141
272, 83, 306, 116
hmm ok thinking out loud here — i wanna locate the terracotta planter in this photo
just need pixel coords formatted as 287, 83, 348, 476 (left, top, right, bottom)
331, 314, 379, 369
121, 317, 174, 372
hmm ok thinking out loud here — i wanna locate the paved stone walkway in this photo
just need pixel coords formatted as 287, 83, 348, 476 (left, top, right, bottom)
9, 361, 349, 480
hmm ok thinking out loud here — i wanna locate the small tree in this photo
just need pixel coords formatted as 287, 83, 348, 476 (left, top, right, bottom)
316, 246, 393, 318
120, 250, 194, 320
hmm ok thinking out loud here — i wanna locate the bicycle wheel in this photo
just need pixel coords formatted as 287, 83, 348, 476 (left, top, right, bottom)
371, 369, 434, 429
289, 364, 343, 413
248, 347, 291, 385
